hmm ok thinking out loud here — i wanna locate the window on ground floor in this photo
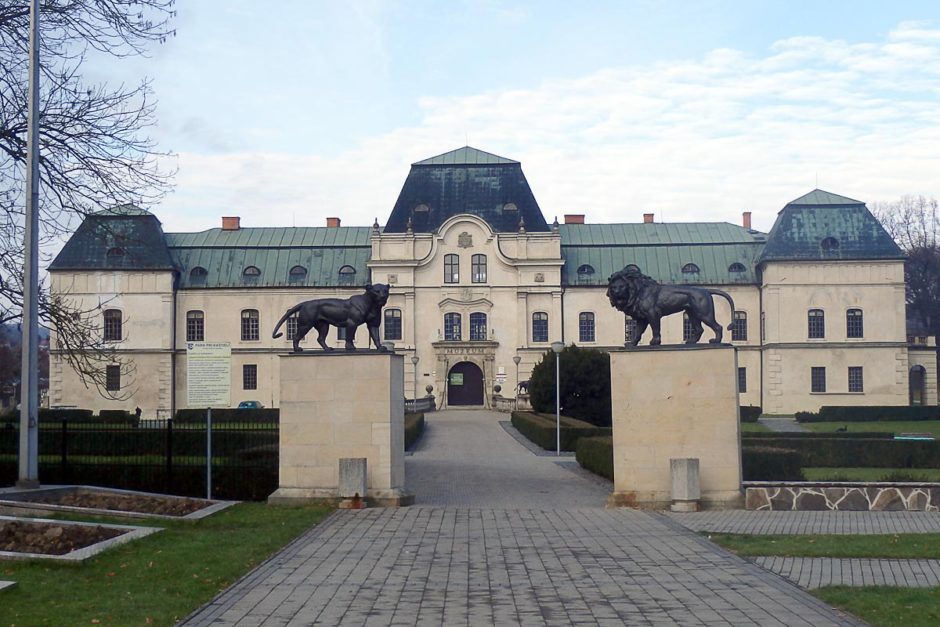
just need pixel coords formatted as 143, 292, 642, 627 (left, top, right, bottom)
848, 366, 864, 393
811, 366, 826, 393
243, 364, 257, 390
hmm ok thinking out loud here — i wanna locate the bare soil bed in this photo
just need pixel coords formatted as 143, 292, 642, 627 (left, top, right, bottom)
24, 491, 208, 516
0, 520, 124, 556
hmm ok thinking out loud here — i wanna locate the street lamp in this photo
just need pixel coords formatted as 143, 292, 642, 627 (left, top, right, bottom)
551, 341, 564, 456
512, 355, 521, 396
411, 355, 419, 399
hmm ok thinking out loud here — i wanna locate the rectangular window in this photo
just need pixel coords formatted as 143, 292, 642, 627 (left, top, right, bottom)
737, 367, 747, 393
337, 326, 347, 341
241, 310, 259, 341
848, 366, 864, 393
243, 364, 257, 390
532, 312, 548, 343
384, 309, 402, 341
811, 366, 826, 393
444, 313, 461, 341
732, 312, 748, 342
105, 365, 120, 392
469, 312, 487, 341
846, 309, 863, 339
579, 312, 595, 342
625, 317, 638, 344
682, 313, 694, 343
286, 315, 298, 341
808, 309, 825, 339
444, 254, 459, 284
186, 311, 204, 342
103, 310, 122, 342
471, 254, 487, 283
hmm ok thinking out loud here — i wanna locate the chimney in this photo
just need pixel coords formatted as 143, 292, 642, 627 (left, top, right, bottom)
564, 214, 585, 225
221, 216, 240, 230
643, 213, 654, 224
326, 217, 341, 228
742, 211, 752, 230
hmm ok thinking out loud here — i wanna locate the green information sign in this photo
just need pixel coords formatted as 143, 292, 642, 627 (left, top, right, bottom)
450, 373, 464, 386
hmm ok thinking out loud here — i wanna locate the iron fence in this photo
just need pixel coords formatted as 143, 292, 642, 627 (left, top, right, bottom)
0, 418, 277, 501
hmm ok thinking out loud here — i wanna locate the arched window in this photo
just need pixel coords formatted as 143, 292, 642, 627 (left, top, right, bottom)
243, 266, 261, 283
241, 309, 259, 341
682, 312, 695, 343
186, 310, 204, 342
846, 308, 863, 338
681, 263, 700, 274
471, 254, 487, 283
728, 262, 746, 273
190, 266, 208, 283
577, 264, 596, 283
444, 313, 461, 341
808, 309, 825, 339
821, 237, 840, 252
732, 311, 747, 342
414, 203, 430, 213
469, 312, 487, 340
106, 247, 124, 258
384, 309, 402, 341
289, 265, 307, 283
444, 254, 459, 283
625, 317, 639, 344
103, 309, 122, 342
338, 265, 356, 285
532, 312, 548, 343
579, 312, 595, 342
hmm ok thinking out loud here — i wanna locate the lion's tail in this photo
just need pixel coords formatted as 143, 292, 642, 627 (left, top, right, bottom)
708, 289, 737, 329
271, 303, 303, 339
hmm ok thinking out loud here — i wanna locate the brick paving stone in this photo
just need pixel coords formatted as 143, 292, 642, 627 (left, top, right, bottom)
670, 510, 940, 535
756, 557, 940, 588
182, 410, 861, 626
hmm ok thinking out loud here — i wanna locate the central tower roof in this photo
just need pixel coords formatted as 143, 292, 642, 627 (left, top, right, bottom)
384, 147, 550, 233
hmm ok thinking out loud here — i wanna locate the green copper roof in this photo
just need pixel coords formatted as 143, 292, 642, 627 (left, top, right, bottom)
413, 146, 518, 166
559, 222, 764, 246
760, 189, 903, 262
166, 226, 373, 289
49, 213, 174, 271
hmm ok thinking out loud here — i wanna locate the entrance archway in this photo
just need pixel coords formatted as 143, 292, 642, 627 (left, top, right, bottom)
910, 365, 927, 406
447, 361, 484, 406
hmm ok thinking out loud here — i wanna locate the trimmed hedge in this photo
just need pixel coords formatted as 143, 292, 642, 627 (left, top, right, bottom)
746, 436, 940, 468
175, 408, 279, 423
38, 408, 94, 422
404, 412, 425, 450
743, 431, 895, 440
796, 406, 940, 423
576, 436, 613, 481
740, 406, 762, 423
510, 411, 611, 452
742, 446, 804, 481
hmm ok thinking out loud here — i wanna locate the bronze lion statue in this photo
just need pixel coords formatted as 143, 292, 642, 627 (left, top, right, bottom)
272, 283, 391, 353
607, 267, 736, 346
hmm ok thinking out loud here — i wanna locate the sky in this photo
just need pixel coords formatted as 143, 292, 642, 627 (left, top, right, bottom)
99, 0, 940, 233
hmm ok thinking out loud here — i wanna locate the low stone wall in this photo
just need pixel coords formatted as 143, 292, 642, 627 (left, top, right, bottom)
745, 482, 940, 511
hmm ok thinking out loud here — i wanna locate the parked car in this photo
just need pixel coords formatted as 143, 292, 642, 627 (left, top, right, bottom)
237, 400, 264, 409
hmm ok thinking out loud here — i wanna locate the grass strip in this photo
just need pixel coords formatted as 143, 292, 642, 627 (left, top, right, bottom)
815, 586, 940, 627
706, 533, 940, 558
0, 502, 331, 626
740, 422, 771, 433
806, 421, 940, 438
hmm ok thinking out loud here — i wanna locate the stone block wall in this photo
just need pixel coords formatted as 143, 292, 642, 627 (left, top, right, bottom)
746, 482, 940, 511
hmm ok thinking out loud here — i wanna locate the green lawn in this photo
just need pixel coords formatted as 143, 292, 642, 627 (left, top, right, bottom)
803, 467, 940, 482
805, 420, 940, 438
0, 502, 331, 626
706, 533, 940, 559
740, 422, 771, 433
816, 586, 940, 627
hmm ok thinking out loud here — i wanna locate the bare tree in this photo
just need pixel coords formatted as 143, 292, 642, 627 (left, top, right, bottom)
871, 195, 940, 344
0, 1, 175, 397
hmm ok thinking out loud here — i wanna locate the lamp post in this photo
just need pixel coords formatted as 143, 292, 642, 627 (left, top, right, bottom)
512, 355, 521, 396
411, 355, 419, 399
551, 341, 564, 456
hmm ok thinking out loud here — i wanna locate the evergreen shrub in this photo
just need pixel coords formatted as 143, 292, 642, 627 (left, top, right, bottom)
795, 406, 940, 423
576, 436, 613, 481
528, 345, 611, 427
404, 412, 425, 450
740, 406, 762, 423
510, 411, 611, 451
742, 446, 804, 481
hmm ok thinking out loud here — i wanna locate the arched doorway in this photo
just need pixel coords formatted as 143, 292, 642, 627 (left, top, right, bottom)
910, 365, 927, 406
447, 361, 484, 406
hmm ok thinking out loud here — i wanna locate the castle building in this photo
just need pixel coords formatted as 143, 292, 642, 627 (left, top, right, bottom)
48, 147, 937, 417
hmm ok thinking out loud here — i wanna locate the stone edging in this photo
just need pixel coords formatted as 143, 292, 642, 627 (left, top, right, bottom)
745, 482, 940, 511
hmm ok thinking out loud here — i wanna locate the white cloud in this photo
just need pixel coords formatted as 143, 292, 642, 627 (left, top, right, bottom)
157, 23, 940, 234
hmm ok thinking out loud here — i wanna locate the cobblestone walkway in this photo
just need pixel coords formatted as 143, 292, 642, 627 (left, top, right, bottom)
756, 557, 940, 588
670, 510, 940, 535
182, 410, 861, 626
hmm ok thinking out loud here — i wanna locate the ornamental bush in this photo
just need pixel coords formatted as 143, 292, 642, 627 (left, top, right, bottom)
742, 446, 804, 481
528, 345, 611, 427
795, 406, 940, 423
740, 406, 762, 423
576, 436, 614, 481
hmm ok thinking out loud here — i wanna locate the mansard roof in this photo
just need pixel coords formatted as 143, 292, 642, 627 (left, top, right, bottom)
760, 189, 903, 262
49, 208, 174, 271
384, 146, 549, 234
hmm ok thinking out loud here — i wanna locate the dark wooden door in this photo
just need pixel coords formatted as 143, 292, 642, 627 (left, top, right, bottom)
447, 362, 484, 406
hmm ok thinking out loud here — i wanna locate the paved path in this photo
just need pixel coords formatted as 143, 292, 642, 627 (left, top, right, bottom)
756, 557, 940, 589
671, 510, 940, 535
758, 417, 809, 433
183, 410, 861, 626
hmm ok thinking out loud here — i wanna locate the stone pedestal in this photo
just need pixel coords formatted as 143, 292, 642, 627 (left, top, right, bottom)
268, 352, 413, 507
607, 345, 742, 510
